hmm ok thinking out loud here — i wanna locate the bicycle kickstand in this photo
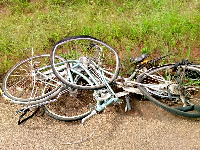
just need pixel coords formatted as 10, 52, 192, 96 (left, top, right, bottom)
125, 95, 131, 112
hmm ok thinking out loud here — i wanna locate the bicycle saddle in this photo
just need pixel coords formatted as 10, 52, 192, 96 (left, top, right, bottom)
130, 54, 149, 63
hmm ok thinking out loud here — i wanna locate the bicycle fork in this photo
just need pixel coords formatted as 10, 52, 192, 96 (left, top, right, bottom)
82, 91, 118, 125
81, 90, 132, 125
81, 68, 132, 125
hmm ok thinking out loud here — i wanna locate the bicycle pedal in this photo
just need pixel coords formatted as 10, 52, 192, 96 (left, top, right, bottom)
125, 95, 131, 112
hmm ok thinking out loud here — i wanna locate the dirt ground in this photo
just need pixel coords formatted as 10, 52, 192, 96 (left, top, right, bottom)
1, 94, 200, 150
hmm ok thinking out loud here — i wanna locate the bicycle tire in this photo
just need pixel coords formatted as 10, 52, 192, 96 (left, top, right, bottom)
50, 35, 120, 90
43, 76, 96, 121
2, 54, 63, 105
137, 64, 200, 117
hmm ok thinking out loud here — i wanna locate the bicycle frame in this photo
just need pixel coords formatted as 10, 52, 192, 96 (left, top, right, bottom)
57, 58, 171, 114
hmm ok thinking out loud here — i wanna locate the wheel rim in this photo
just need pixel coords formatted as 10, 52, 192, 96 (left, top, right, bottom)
51, 35, 120, 90
44, 75, 96, 121
2, 55, 63, 104
138, 64, 200, 115
44, 88, 96, 121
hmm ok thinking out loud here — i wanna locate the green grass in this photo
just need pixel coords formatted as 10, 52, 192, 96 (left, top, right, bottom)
0, 0, 199, 76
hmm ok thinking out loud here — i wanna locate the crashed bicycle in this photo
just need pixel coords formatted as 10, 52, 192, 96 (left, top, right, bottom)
1, 35, 200, 125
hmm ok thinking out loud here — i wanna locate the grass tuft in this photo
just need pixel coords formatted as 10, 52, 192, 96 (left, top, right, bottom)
0, 0, 199, 75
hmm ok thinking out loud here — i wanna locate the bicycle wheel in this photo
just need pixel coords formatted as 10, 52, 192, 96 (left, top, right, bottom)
2, 54, 64, 105
137, 64, 200, 117
43, 77, 96, 121
50, 35, 120, 90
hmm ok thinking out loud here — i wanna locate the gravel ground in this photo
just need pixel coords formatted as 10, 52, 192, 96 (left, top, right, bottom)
1, 95, 200, 150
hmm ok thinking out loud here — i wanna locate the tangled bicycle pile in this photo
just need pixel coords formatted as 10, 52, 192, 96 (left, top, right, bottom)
1, 35, 200, 125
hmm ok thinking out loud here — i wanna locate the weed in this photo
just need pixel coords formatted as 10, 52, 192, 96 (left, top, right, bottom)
0, 0, 199, 74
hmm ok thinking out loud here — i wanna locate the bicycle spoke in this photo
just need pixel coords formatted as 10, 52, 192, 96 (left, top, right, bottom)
50, 35, 120, 90
137, 64, 200, 117
2, 54, 63, 104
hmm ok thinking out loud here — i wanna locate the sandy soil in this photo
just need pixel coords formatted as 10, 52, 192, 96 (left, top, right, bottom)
1, 94, 200, 150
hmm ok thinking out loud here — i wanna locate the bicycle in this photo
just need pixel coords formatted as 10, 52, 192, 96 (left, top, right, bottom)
1, 35, 200, 124
0, 36, 164, 121
45, 35, 200, 123
0, 35, 120, 122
